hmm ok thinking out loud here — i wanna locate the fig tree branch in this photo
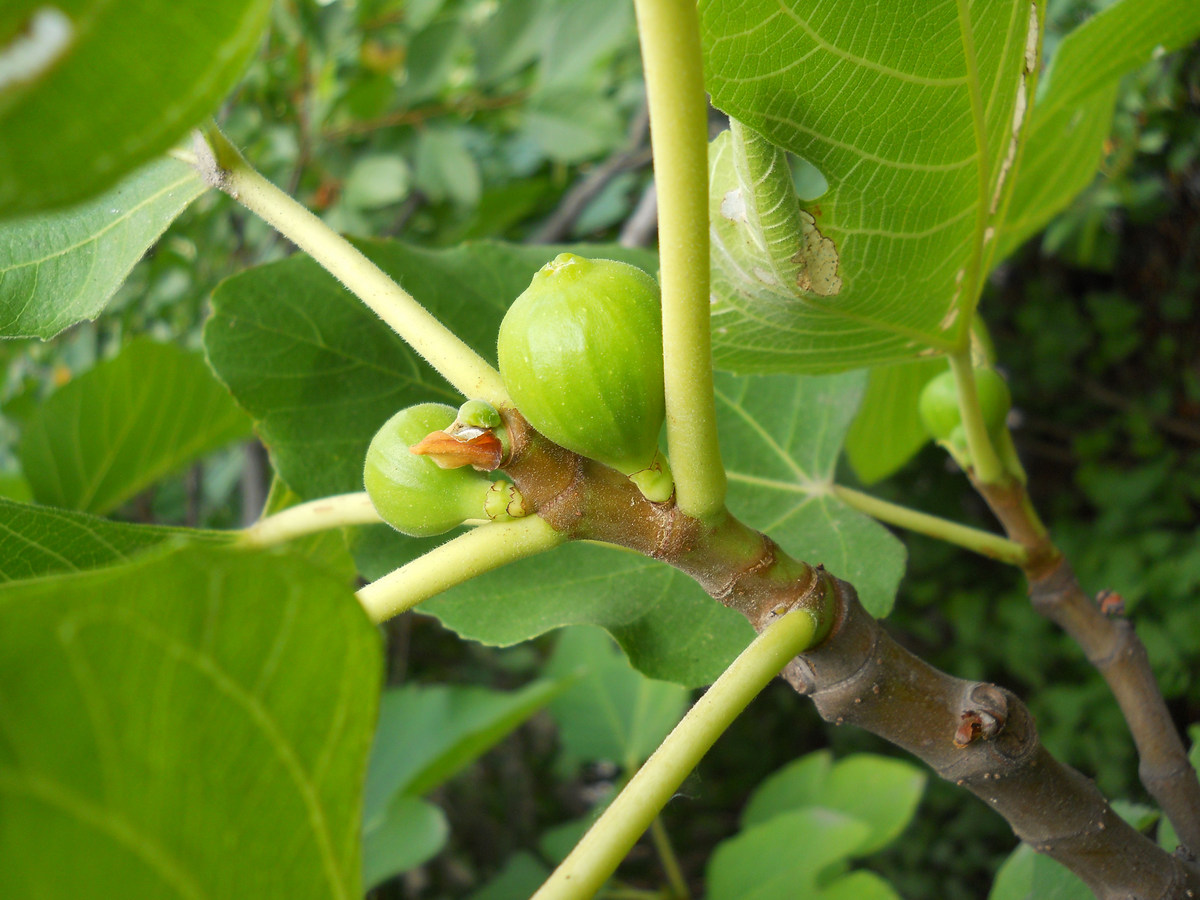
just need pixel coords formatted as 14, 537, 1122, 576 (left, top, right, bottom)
500, 409, 1200, 897
973, 475, 1200, 858
782, 578, 1200, 899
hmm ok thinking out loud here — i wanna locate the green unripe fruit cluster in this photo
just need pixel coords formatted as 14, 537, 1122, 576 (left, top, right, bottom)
497, 253, 666, 476
918, 367, 1012, 452
364, 403, 494, 537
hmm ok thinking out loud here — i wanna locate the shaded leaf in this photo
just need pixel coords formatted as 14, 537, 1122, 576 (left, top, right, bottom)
702, 0, 1038, 372
361, 679, 565, 887
0, 0, 271, 216
467, 853, 550, 900
18, 339, 252, 515
545, 625, 688, 770
988, 843, 1092, 900
0, 158, 205, 339
0, 497, 230, 582
715, 371, 906, 617
845, 358, 947, 484
0, 544, 380, 899
418, 541, 755, 688
742, 751, 926, 856
993, 0, 1200, 260
706, 808, 871, 900
362, 797, 448, 891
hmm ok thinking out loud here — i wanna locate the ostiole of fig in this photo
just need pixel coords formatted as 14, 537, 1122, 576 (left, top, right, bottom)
410, 428, 505, 471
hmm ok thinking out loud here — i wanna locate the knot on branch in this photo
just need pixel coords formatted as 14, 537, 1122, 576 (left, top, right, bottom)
954, 684, 1009, 748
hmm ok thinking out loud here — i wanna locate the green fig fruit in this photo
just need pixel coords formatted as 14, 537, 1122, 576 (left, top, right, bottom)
497, 253, 665, 476
364, 403, 494, 537
918, 367, 1011, 443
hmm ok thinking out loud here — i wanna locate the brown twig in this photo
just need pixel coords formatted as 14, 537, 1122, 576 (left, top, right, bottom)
783, 581, 1200, 899
527, 105, 653, 244
973, 475, 1200, 857
619, 181, 658, 248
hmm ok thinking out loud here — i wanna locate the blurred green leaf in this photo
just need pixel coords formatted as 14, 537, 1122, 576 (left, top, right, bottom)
18, 339, 252, 514
523, 91, 626, 164
994, 0, 1200, 260
706, 808, 872, 900
0, 0, 271, 216
343, 155, 411, 210
0, 543, 380, 899
716, 371, 907, 618
466, 853, 550, 900
362, 797, 448, 891
537, 0, 635, 90
545, 625, 688, 770
987, 843, 1092, 900
0, 158, 205, 339
415, 127, 483, 208
362, 679, 565, 887
0, 497, 230, 582
845, 358, 946, 484
702, 0, 1034, 372
742, 751, 927, 856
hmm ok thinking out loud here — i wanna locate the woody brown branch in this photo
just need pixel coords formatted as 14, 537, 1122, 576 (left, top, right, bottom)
973, 476, 1200, 857
784, 580, 1200, 900
500, 409, 1200, 895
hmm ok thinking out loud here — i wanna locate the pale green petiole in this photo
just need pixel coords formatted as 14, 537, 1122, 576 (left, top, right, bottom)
357, 516, 565, 622
239, 492, 383, 547
634, 0, 726, 522
832, 485, 1027, 566
191, 123, 508, 407
948, 350, 1005, 484
531, 607, 818, 900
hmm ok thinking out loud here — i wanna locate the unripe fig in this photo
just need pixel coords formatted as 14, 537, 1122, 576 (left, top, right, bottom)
918, 367, 1011, 443
497, 253, 665, 476
364, 403, 494, 537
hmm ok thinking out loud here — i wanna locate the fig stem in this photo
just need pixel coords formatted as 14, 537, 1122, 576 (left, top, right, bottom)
356, 516, 564, 623
531, 606, 817, 900
634, 0, 726, 522
191, 122, 508, 406
948, 350, 1005, 484
239, 492, 382, 547
831, 485, 1027, 565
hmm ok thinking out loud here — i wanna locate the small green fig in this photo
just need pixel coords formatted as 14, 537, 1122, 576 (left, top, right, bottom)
918, 367, 1011, 443
497, 253, 665, 476
364, 403, 494, 537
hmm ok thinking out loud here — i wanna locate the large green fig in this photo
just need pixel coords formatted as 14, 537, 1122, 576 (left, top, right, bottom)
364, 403, 493, 537
497, 253, 665, 476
